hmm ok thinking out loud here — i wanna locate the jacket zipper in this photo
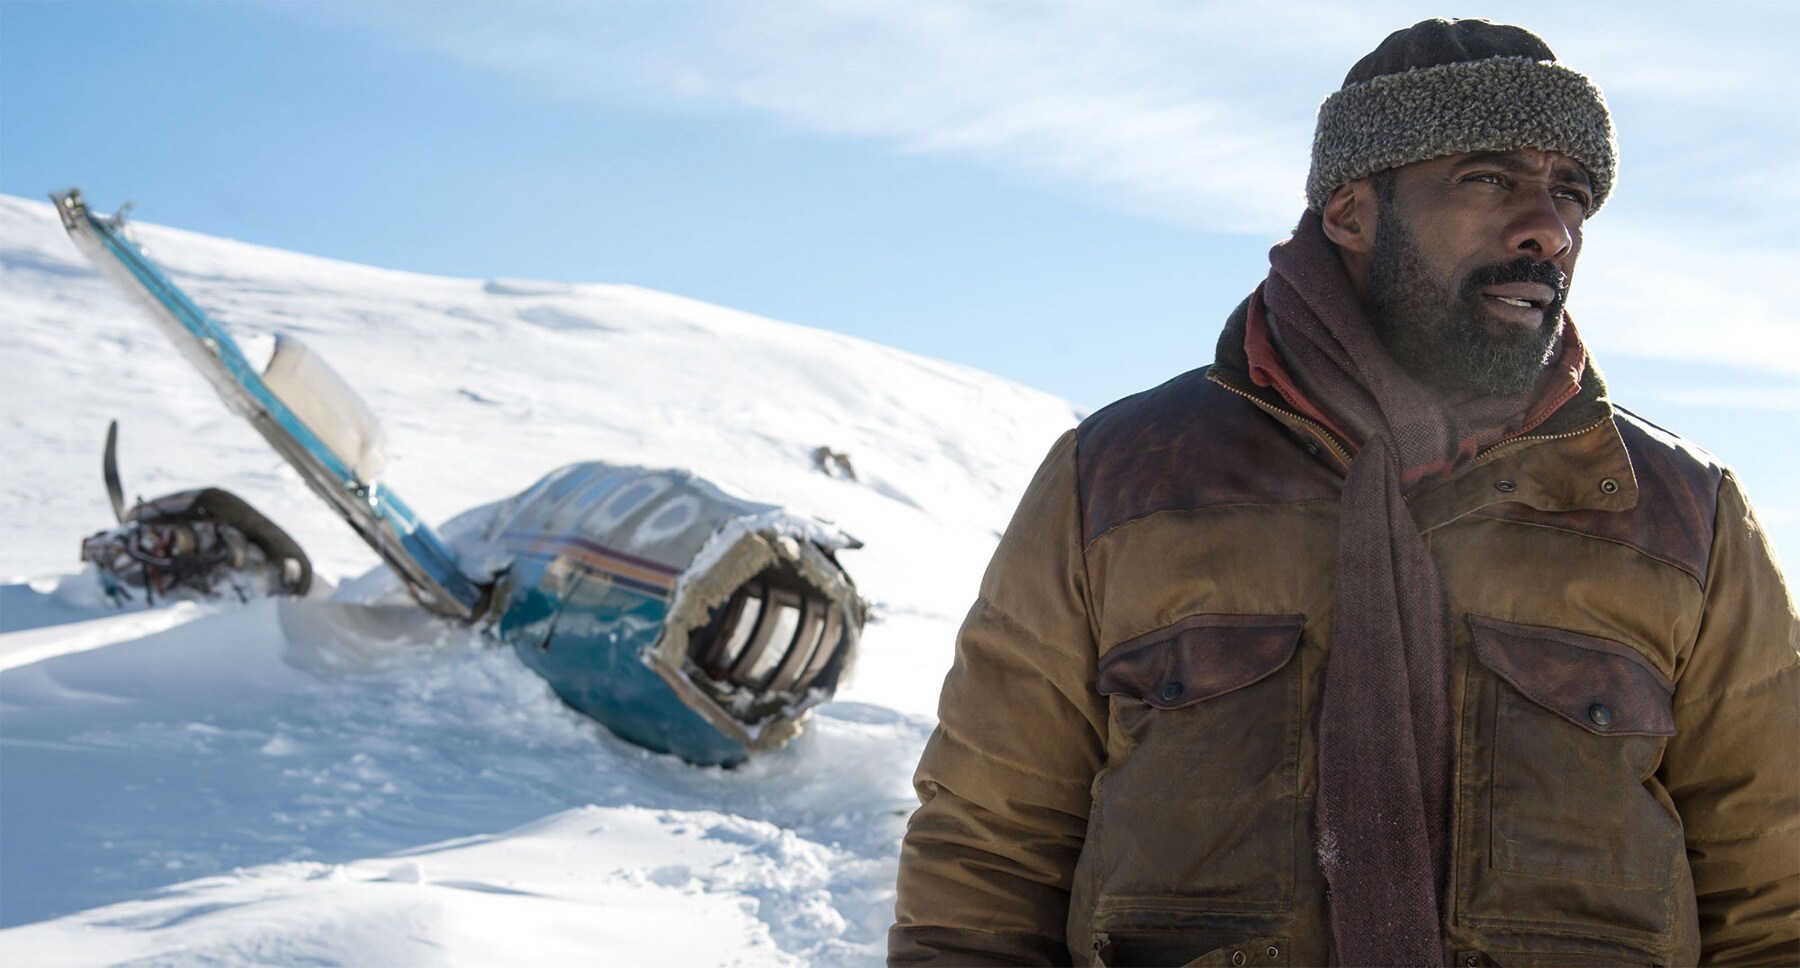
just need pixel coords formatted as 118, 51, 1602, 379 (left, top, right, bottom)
1205, 371, 1353, 468
1208, 371, 1610, 471
1473, 417, 1611, 464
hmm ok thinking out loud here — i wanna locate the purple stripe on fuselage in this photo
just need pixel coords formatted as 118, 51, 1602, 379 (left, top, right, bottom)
501, 530, 682, 577
508, 546, 673, 600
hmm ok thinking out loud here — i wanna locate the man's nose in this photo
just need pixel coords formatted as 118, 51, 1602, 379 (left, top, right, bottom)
1506, 189, 1576, 260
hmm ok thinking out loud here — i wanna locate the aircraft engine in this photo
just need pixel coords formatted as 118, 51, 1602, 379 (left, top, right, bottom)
80, 421, 313, 606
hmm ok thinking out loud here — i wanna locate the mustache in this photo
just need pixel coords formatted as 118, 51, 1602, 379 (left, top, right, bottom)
1462, 256, 1569, 300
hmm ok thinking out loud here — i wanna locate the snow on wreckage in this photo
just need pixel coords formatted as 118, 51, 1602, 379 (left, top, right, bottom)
51, 189, 868, 767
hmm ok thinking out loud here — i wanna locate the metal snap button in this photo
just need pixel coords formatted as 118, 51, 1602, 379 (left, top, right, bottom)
1231, 951, 1247, 967
1588, 702, 1613, 726
1464, 956, 1480, 967
1600, 477, 1620, 494
1305, 440, 1321, 457
1266, 946, 1281, 959
1159, 681, 1183, 702
1494, 479, 1516, 492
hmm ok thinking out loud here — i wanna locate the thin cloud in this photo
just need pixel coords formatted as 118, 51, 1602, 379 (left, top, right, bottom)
290, 1, 1352, 231
281, 0, 1798, 372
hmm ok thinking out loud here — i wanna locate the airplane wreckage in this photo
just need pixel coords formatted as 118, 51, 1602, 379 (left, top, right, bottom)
54, 189, 867, 767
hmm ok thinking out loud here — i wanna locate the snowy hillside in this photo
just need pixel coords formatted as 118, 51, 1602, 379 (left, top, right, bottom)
0, 194, 1081, 964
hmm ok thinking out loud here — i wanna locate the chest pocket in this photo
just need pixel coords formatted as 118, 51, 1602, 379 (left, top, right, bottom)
1091, 614, 1305, 910
1468, 615, 1680, 892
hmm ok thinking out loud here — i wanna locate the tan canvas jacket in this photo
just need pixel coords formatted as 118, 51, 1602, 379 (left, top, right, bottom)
890, 314, 1800, 967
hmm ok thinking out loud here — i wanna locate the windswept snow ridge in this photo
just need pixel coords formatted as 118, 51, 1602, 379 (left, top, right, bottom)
0, 194, 1079, 964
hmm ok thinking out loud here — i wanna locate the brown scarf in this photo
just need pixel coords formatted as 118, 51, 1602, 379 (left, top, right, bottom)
1252, 212, 1584, 966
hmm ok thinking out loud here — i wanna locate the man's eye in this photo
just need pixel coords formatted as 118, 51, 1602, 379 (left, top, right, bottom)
1466, 172, 1505, 185
1554, 188, 1592, 212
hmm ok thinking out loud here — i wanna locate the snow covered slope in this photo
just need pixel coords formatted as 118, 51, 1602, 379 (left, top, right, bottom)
0, 193, 1080, 963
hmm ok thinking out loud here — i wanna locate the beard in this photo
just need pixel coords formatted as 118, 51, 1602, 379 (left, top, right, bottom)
1365, 209, 1568, 397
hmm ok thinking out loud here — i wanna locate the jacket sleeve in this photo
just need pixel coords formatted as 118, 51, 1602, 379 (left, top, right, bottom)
889, 429, 1109, 966
1661, 469, 1800, 966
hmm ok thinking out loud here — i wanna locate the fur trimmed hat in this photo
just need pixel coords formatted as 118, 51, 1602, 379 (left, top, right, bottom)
1306, 19, 1616, 214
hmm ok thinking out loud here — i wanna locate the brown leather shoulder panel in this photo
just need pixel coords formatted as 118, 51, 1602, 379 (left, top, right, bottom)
1477, 411, 1724, 584
1074, 368, 1339, 545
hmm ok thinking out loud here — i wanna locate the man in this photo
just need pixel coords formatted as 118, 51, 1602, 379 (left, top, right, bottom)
890, 18, 1798, 968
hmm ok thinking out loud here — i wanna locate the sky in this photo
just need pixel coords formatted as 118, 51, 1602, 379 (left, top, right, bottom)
2, 1, 1796, 533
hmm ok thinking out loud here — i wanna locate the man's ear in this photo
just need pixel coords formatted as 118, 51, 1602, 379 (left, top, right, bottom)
1322, 180, 1376, 298
1321, 180, 1375, 254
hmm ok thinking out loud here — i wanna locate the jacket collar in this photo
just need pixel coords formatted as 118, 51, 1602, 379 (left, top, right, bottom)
1208, 296, 1638, 529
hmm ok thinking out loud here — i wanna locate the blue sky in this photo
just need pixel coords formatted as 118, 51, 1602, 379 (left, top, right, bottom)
3, 1, 1796, 546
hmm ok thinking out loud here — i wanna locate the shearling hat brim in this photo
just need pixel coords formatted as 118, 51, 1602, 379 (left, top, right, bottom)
1306, 55, 1616, 214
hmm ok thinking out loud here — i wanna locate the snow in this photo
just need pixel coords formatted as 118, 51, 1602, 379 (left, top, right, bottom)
0, 194, 1081, 964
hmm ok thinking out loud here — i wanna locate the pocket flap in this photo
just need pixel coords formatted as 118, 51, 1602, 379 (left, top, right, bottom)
1098, 614, 1304, 709
1468, 615, 1675, 737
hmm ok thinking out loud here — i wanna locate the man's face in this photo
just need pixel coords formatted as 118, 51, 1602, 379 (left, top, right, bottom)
1363, 148, 1593, 396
